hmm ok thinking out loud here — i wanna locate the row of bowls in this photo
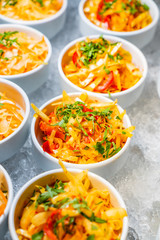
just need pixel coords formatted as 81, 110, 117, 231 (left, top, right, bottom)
0, 0, 159, 238
0, 78, 131, 179
0, 0, 159, 48
0, 24, 148, 108
0, 72, 137, 238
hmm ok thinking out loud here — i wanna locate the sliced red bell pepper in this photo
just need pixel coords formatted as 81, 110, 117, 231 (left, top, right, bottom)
43, 209, 61, 240
97, 0, 112, 25
103, 15, 111, 29
51, 143, 59, 150
55, 130, 69, 142
112, 85, 118, 90
40, 121, 54, 135
95, 71, 114, 92
72, 51, 81, 68
42, 141, 52, 154
97, 0, 104, 21
121, 88, 128, 91
44, 225, 57, 240
81, 104, 93, 113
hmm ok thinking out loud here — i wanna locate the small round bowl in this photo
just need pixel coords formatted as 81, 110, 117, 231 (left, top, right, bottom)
0, 165, 13, 237
0, 24, 52, 94
58, 35, 148, 108
0, 78, 30, 162
79, 0, 159, 49
9, 168, 128, 240
31, 92, 132, 179
0, 0, 67, 40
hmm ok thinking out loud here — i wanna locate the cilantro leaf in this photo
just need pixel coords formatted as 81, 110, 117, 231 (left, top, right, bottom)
0, 103, 4, 109
32, 231, 43, 240
32, 0, 44, 7
4, 0, 17, 7
87, 235, 95, 240
93, 142, 105, 154
143, 3, 149, 11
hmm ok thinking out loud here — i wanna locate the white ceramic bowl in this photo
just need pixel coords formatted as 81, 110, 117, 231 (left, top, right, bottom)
9, 168, 128, 240
79, 0, 159, 49
31, 92, 132, 179
0, 165, 13, 238
0, 78, 30, 162
0, 0, 67, 40
0, 24, 52, 94
58, 35, 148, 108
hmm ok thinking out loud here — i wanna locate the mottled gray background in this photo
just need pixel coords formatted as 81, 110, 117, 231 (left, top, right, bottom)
2, 0, 160, 239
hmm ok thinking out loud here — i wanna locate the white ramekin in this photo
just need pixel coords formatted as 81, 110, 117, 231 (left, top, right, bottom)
0, 24, 52, 94
79, 0, 159, 49
0, 0, 67, 39
9, 168, 128, 240
0, 78, 30, 162
0, 165, 13, 237
31, 92, 132, 179
58, 35, 148, 108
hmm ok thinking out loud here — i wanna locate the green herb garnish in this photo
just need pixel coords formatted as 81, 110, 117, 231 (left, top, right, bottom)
4, 0, 17, 7
32, 231, 43, 240
32, 0, 44, 7
87, 235, 95, 240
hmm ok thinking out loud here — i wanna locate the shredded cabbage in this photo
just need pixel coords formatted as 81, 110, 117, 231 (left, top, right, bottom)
0, 31, 48, 75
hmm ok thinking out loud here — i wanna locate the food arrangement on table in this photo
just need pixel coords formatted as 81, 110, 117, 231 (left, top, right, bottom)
0, 0, 159, 239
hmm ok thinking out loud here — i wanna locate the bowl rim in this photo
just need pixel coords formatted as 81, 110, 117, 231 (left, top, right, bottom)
0, 164, 13, 225
0, 24, 52, 79
0, 0, 68, 25
9, 168, 128, 240
31, 92, 132, 169
58, 34, 148, 98
78, 0, 159, 37
0, 78, 30, 145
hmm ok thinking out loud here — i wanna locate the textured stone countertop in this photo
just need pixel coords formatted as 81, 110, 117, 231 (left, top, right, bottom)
2, 0, 160, 239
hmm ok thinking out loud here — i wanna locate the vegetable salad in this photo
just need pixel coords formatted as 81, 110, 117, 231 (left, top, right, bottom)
0, 0, 63, 21
84, 0, 152, 32
0, 92, 23, 141
0, 188, 7, 217
63, 36, 142, 94
16, 161, 127, 240
32, 91, 135, 164
0, 31, 48, 75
